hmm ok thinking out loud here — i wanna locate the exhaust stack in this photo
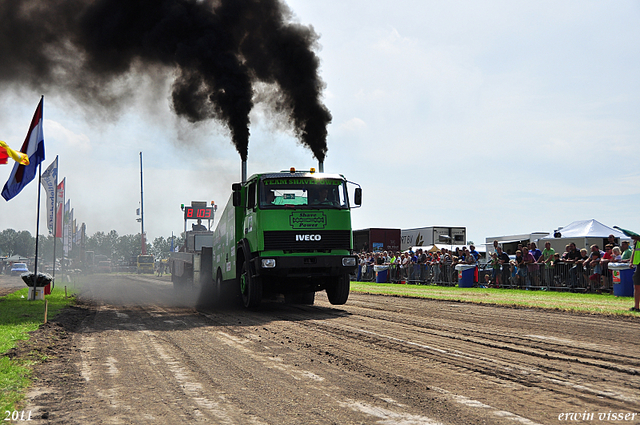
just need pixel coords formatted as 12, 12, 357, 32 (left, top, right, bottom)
242, 161, 247, 183
318, 161, 324, 173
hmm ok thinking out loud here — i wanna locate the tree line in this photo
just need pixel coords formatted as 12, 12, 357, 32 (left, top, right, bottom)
0, 228, 184, 264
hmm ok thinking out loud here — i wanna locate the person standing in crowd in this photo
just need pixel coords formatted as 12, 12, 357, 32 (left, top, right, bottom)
496, 246, 510, 287
469, 245, 479, 263
441, 248, 453, 282
577, 248, 590, 287
522, 247, 536, 289
402, 252, 411, 280
601, 244, 614, 291
630, 234, 640, 312
539, 241, 555, 286
489, 253, 500, 286
529, 242, 542, 262
560, 244, 571, 260
611, 246, 622, 262
621, 240, 633, 262
513, 250, 525, 288
563, 243, 582, 289
587, 250, 603, 291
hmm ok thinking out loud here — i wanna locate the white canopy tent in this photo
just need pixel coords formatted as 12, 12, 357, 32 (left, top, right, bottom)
538, 219, 630, 254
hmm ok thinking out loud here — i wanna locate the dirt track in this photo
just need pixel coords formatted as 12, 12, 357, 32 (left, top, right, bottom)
7, 274, 640, 424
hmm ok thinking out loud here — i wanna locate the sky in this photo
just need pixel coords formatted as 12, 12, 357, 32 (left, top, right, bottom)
1, 0, 639, 248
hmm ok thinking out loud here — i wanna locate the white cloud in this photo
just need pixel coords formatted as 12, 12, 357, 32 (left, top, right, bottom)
44, 119, 91, 153
2, 0, 640, 248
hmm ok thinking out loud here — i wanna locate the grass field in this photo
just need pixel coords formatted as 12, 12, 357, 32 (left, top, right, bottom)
351, 282, 639, 316
0, 287, 75, 412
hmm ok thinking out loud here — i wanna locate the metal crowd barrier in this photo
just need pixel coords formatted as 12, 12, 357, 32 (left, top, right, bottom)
356, 262, 615, 293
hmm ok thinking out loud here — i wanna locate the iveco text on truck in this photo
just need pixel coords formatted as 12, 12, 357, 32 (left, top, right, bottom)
206, 168, 362, 308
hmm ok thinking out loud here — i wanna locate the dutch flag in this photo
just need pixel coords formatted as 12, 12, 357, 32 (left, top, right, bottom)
2, 97, 45, 201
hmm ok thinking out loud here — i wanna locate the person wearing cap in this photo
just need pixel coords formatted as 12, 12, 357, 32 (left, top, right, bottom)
620, 240, 633, 262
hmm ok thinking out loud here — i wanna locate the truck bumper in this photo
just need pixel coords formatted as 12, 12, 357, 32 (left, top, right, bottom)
251, 255, 357, 278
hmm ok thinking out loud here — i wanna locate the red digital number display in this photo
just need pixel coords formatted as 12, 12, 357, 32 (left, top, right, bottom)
184, 207, 213, 219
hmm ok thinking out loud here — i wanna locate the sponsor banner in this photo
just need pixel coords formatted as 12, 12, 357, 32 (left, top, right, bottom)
289, 211, 327, 229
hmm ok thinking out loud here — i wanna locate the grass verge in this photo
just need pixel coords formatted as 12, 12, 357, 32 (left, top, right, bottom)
0, 286, 76, 412
351, 282, 638, 316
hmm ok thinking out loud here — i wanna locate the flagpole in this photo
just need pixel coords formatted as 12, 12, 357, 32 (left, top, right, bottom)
140, 152, 145, 255
52, 178, 58, 283
32, 164, 43, 300
61, 180, 66, 281
31, 95, 45, 301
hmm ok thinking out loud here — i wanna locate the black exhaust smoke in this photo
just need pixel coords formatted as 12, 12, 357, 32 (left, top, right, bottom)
0, 0, 331, 162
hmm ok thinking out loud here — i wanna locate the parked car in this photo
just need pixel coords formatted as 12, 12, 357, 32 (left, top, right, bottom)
11, 262, 29, 276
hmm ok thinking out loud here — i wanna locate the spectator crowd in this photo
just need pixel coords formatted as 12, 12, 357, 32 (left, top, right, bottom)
357, 236, 635, 294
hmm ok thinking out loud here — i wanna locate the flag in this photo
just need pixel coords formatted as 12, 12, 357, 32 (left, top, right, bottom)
55, 178, 65, 238
613, 226, 640, 238
2, 97, 45, 201
41, 156, 58, 234
0, 141, 30, 165
68, 208, 74, 253
63, 200, 70, 256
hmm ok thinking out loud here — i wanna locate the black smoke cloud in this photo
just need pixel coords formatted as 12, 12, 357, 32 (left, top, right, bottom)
0, 0, 331, 162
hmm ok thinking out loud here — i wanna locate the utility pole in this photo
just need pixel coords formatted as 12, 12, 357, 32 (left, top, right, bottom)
140, 152, 146, 255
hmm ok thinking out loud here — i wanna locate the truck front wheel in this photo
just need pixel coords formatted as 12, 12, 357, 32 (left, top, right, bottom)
326, 274, 350, 305
240, 259, 262, 309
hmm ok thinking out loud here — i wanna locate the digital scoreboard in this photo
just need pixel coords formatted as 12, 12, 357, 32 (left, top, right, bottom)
184, 206, 214, 220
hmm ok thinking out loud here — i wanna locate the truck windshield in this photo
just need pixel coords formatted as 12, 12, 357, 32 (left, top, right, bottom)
260, 178, 349, 209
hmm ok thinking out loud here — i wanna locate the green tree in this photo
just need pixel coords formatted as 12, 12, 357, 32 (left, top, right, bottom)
0, 229, 35, 257
151, 236, 171, 259
86, 231, 117, 258
114, 233, 142, 264
36, 234, 63, 269
0, 229, 18, 256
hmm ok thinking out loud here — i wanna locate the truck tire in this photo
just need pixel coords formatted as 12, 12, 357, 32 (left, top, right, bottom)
240, 258, 262, 309
326, 274, 350, 305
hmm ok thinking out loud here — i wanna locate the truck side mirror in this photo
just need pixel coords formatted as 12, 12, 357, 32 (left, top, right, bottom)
247, 183, 256, 209
232, 183, 242, 207
354, 188, 362, 206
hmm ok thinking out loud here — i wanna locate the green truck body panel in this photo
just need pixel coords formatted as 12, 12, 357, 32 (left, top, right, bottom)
211, 171, 358, 293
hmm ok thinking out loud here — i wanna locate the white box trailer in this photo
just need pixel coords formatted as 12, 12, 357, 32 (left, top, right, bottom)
401, 226, 466, 251
484, 232, 548, 256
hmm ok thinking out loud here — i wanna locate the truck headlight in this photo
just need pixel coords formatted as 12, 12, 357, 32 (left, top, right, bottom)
261, 259, 276, 268
342, 257, 356, 267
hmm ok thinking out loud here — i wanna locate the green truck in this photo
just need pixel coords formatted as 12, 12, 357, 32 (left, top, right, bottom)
206, 168, 361, 308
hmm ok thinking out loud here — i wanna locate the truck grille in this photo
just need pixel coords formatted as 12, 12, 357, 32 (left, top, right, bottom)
263, 230, 351, 251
